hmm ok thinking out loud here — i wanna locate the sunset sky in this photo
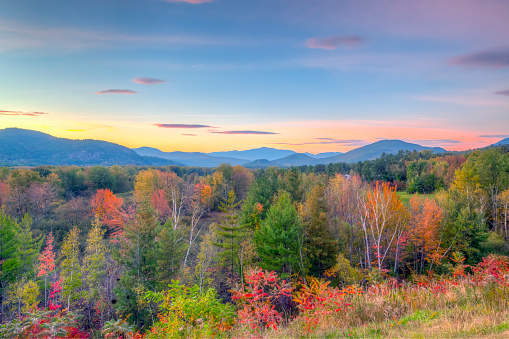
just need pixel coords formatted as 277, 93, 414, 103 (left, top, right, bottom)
1, 0, 508, 153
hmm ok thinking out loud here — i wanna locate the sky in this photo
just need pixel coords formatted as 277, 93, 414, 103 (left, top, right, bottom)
0, 0, 508, 154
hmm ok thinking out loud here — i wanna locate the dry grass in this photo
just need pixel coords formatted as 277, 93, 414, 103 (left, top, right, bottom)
248, 278, 509, 339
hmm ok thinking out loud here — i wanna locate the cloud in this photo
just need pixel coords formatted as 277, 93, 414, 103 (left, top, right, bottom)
212, 130, 279, 135
0, 110, 49, 116
163, 0, 214, 3
478, 134, 509, 138
182, 134, 197, 136
495, 90, 509, 96
155, 123, 212, 128
0, 19, 227, 52
450, 47, 509, 68
132, 77, 166, 85
96, 89, 138, 95
272, 139, 366, 146
306, 36, 364, 50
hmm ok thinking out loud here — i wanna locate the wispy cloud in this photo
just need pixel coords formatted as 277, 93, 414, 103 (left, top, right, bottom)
417, 95, 509, 107
306, 36, 364, 50
0, 110, 49, 116
272, 139, 366, 146
450, 47, 509, 68
155, 123, 212, 128
478, 134, 509, 138
212, 130, 278, 135
96, 89, 138, 95
132, 77, 166, 85
163, 0, 214, 3
495, 90, 509, 96
182, 134, 197, 136
0, 19, 227, 52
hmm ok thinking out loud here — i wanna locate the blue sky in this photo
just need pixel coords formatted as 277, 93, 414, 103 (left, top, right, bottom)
1, 0, 508, 153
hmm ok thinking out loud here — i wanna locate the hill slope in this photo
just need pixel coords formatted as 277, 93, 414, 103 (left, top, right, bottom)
317, 140, 446, 164
0, 128, 150, 166
493, 138, 509, 146
132, 147, 249, 167
207, 147, 296, 161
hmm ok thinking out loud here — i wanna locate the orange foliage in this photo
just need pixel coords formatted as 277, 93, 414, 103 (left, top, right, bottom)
90, 189, 124, 239
408, 196, 444, 269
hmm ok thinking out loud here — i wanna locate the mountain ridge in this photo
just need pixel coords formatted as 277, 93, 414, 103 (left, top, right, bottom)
0, 128, 467, 168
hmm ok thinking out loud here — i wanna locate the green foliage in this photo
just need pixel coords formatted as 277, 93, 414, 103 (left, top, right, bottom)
0, 210, 20, 284
303, 184, 338, 277
214, 190, 243, 285
144, 280, 236, 338
59, 226, 83, 309
329, 254, 364, 287
255, 191, 304, 278
86, 166, 116, 190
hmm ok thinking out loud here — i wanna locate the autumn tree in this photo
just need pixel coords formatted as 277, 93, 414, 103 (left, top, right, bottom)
359, 181, 408, 271
325, 174, 364, 265
407, 196, 444, 274
38, 232, 56, 308
91, 189, 125, 240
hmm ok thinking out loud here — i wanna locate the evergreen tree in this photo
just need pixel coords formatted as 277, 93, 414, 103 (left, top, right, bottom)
255, 191, 303, 278
59, 226, 82, 310
214, 190, 242, 286
302, 184, 338, 277
15, 215, 43, 280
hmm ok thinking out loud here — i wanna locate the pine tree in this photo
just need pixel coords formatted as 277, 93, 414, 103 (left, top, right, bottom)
83, 219, 107, 306
302, 184, 338, 277
214, 190, 243, 286
15, 215, 43, 280
60, 226, 82, 310
255, 191, 303, 278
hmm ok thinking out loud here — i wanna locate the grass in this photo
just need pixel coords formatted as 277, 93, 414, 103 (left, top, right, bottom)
245, 258, 509, 339
397, 191, 433, 205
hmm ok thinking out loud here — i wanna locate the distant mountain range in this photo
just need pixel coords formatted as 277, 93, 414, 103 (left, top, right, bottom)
132, 140, 447, 167
493, 138, 509, 146
2, 128, 505, 168
0, 128, 181, 167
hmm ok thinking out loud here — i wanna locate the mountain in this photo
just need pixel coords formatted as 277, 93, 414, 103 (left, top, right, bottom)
305, 152, 343, 159
0, 128, 151, 166
132, 147, 248, 167
207, 147, 296, 161
492, 138, 509, 146
242, 159, 281, 168
244, 140, 447, 168
243, 153, 316, 168
317, 140, 446, 164
140, 156, 186, 167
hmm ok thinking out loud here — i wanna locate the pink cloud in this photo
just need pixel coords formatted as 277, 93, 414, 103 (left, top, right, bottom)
450, 47, 509, 68
496, 90, 509, 96
0, 110, 49, 116
96, 89, 138, 95
306, 36, 363, 50
182, 134, 197, 136
155, 123, 211, 128
212, 130, 278, 135
132, 77, 166, 85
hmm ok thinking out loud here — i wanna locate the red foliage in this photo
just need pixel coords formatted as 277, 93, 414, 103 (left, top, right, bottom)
231, 268, 293, 333
38, 232, 55, 277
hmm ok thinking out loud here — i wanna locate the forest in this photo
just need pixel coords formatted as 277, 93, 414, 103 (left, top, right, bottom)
1, 145, 509, 338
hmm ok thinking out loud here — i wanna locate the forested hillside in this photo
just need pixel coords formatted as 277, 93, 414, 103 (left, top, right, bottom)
1, 146, 509, 338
